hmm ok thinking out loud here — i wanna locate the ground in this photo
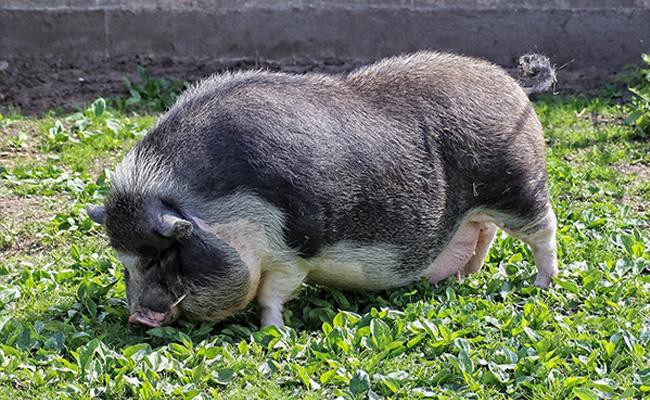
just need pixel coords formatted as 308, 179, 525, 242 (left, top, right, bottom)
0, 92, 648, 399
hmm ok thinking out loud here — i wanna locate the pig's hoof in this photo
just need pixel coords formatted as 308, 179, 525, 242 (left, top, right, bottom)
534, 274, 553, 289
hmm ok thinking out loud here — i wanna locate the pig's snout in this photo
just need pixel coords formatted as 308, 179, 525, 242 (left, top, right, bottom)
128, 302, 184, 328
128, 309, 168, 328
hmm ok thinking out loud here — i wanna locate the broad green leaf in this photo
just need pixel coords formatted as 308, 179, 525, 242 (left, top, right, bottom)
349, 370, 371, 396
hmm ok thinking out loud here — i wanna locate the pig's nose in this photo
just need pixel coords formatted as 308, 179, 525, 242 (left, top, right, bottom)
128, 309, 167, 328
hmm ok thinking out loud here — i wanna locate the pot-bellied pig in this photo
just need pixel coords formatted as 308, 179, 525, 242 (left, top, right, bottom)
88, 51, 558, 328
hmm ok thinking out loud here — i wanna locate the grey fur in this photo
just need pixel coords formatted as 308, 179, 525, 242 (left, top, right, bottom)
518, 53, 556, 95
89, 51, 558, 327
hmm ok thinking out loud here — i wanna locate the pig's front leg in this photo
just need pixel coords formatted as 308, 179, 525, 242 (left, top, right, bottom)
257, 261, 310, 328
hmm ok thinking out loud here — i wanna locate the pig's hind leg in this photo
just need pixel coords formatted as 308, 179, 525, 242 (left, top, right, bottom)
460, 222, 497, 276
500, 208, 558, 288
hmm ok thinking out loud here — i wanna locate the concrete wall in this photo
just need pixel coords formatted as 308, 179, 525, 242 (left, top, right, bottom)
1, 0, 649, 112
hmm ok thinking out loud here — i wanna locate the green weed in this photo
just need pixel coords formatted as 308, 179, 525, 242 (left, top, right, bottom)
0, 79, 648, 399
625, 54, 650, 137
116, 66, 188, 113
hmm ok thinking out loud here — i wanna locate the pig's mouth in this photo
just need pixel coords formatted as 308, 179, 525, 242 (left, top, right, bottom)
128, 309, 168, 328
128, 294, 187, 328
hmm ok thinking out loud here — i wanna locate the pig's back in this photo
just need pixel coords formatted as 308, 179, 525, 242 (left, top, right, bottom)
135, 52, 546, 273
345, 52, 549, 221
177, 72, 448, 266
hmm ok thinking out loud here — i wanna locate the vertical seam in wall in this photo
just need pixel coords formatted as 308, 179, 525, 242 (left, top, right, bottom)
104, 8, 110, 58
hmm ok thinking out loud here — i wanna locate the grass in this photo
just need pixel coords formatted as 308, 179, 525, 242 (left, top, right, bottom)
0, 83, 649, 399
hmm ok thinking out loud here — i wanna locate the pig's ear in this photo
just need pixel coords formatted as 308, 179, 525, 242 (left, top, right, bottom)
155, 207, 193, 239
87, 205, 106, 225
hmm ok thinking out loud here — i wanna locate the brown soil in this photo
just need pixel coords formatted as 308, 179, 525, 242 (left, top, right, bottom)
613, 161, 650, 215
0, 55, 361, 115
0, 119, 68, 257
0, 120, 42, 169
0, 55, 617, 116
0, 194, 69, 257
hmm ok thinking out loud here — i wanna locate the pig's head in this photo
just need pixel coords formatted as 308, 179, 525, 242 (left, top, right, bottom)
87, 192, 255, 328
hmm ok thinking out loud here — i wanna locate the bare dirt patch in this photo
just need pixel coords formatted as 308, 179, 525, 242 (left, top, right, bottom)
576, 110, 628, 127
0, 55, 614, 116
0, 120, 42, 168
618, 163, 650, 181
613, 161, 650, 214
0, 194, 69, 257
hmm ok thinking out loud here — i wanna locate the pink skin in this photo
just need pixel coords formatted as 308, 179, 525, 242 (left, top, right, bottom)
461, 222, 498, 276
428, 211, 557, 288
128, 310, 167, 328
453, 223, 497, 281
128, 296, 185, 328
426, 221, 482, 284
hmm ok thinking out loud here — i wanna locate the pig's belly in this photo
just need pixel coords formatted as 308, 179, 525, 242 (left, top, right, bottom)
303, 217, 488, 291
303, 241, 414, 290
